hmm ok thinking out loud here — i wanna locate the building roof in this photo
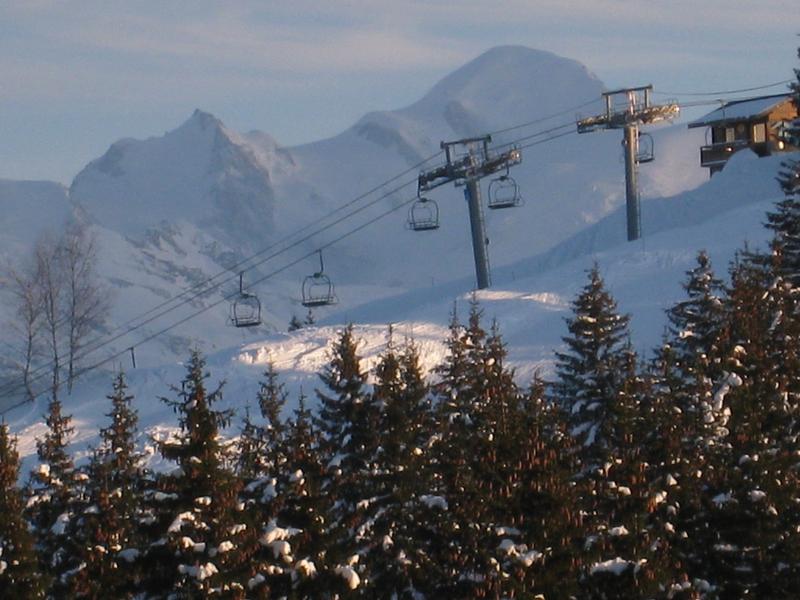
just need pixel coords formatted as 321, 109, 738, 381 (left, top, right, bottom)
687, 93, 793, 128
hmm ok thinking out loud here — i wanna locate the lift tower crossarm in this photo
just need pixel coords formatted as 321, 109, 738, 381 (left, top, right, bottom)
419, 146, 521, 192
417, 135, 522, 289
576, 85, 679, 241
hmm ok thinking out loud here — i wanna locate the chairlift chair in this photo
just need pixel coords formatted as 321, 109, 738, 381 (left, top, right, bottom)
487, 173, 522, 209
407, 196, 440, 231
636, 132, 655, 164
230, 273, 262, 328
302, 251, 337, 307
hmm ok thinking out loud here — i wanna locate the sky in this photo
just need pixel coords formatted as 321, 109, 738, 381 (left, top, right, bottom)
1, 1, 798, 184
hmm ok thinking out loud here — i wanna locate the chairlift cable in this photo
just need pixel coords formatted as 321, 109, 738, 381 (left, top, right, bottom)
653, 79, 793, 97
2, 86, 778, 407
91, 150, 446, 338
0, 174, 424, 404
0, 120, 600, 407
487, 97, 603, 136
2, 89, 761, 409
1, 192, 425, 414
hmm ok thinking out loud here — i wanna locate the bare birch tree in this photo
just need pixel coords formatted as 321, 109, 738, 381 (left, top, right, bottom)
60, 222, 110, 392
35, 231, 65, 400
5, 259, 44, 402
4, 221, 110, 403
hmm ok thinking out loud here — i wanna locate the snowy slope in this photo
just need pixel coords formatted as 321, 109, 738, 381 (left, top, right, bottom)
3, 45, 697, 373
5, 148, 792, 472
1, 45, 768, 459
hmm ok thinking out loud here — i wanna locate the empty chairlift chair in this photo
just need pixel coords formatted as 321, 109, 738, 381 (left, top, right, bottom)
302, 251, 337, 307
230, 273, 262, 328
636, 132, 654, 164
407, 196, 440, 231
487, 172, 522, 209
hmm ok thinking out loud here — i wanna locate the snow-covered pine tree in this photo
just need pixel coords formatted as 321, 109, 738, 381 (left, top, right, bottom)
383, 303, 468, 596
506, 376, 581, 598
576, 345, 673, 598
141, 351, 249, 597
67, 372, 145, 598
314, 324, 379, 594
275, 391, 329, 598
364, 331, 433, 598
238, 364, 312, 598
473, 320, 555, 598
236, 361, 288, 485
25, 395, 84, 596
414, 299, 491, 597
419, 301, 533, 597
775, 45, 800, 196
658, 251, 728, 458
236, 408, 268, 483
646, 342, 716, 598
0, 421, 44, 598
642, 252, 735, 596
553, 264, 631, 466
698, 250, 800, 597
768, 45, 800, 285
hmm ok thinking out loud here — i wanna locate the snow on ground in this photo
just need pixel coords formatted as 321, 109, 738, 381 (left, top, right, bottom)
3, 148, 790, 475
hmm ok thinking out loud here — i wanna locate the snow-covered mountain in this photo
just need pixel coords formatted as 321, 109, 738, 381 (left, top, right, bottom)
5, 44, 784, 457
71, 109, 276, 252
5, 147, 792, 468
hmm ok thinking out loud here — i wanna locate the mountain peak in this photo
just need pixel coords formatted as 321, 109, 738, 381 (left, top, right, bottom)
181, 108, 224, 132
414, 45, 603, 123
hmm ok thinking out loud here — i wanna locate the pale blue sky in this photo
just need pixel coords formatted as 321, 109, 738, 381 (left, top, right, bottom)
1, 1, 797, 184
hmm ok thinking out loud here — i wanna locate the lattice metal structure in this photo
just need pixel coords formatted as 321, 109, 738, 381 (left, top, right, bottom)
417, 136, 522, 289
577, 85, 679, 241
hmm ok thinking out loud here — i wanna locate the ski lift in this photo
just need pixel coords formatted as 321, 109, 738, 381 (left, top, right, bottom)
302, 251, 337, 307
230, 272, 262, 328
636, 132, 654, 164
487, 171, 522, 209
407, 196, 440, 231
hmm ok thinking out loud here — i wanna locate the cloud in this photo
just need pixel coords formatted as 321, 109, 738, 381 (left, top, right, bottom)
3, 1, 794, 100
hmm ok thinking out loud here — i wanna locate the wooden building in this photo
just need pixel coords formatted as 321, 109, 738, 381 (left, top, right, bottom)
688, 93, 798, 175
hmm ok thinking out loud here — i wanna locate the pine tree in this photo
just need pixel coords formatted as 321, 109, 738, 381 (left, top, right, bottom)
236, 365, 303, 598
553, 264, 631, 466
776, 44, 800, 192
364, 331, 433, 598
141, 351, 248, 597
419, 301, 540, 597
646, 342, 714, 598
472, 320, 552, 598
26, 395, 83, 595
697, 251, 800, 597
576, 346, 672, 598
771, 45, 800, 283
68, 372, 144, 598
236, 408, 268, 483
659, 251, 729, 454
288, 315, 303, 332
508, 376, 582, 598
0, 421, 44, 598
314, 324, 378, 594
416, 300, 485, 597
278, 391, 330, 598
